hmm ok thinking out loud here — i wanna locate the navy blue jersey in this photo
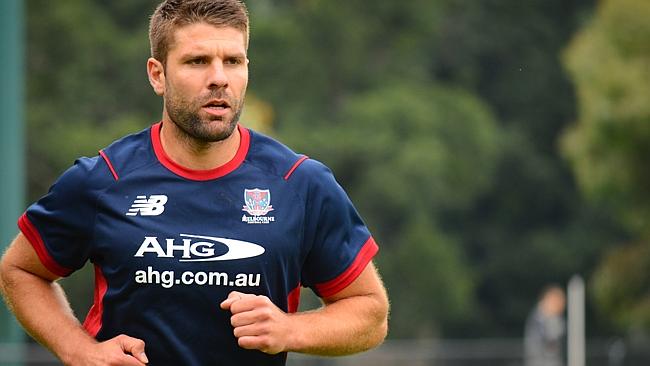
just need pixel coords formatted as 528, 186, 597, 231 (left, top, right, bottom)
19, 122, 378, 366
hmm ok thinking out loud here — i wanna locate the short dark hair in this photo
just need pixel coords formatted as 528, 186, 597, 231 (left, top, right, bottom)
149, 0, 249, 65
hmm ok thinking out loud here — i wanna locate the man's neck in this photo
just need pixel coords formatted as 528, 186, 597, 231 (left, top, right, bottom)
159, 120, 241, 171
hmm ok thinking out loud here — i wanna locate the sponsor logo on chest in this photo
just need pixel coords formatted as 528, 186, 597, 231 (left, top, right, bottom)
134, 234, 265, 262
132, 234, 265, 289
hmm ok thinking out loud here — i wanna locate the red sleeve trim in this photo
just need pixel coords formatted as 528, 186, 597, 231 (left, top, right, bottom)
284, 155, 309, 181
82, 264, 108, 337
287, 284, 301, 313
99, 150, 119, 181
17, 213, 73, 278
314, 237, 379, 298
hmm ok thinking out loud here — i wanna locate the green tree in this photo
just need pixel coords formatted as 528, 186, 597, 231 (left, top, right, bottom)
592, 243, 650, 333
335, 84, 502, 337
428, 0, 624, 335
563, 0, 650, 234
563, 0, 650, 332
26, 0, 159, 199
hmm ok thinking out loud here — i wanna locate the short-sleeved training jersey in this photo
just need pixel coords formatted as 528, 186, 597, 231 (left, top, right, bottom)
19, 122, 378, 365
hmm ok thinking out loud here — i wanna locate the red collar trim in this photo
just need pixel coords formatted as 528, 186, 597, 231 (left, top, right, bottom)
150, 122, 250, 181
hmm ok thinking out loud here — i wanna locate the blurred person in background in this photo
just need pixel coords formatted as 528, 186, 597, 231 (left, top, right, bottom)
0, 0, 388, 365
524, 285, 566, 366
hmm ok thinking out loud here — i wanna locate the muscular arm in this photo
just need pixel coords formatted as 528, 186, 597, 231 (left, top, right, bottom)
288, 262, 389, 355
0, 233, 148, 366
221, 261, 389, 356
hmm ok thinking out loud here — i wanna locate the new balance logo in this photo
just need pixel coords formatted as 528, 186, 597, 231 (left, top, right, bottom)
126, 195, 168, 216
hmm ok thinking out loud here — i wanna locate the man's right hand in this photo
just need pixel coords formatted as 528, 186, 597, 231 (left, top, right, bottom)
0, 235, 148, 366
66, 334, 149, 366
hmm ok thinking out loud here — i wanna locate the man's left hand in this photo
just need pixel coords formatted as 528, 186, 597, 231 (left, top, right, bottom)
220, 291, 294, 354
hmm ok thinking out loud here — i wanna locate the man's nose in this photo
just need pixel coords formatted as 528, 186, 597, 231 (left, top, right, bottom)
207, 62, 228, 89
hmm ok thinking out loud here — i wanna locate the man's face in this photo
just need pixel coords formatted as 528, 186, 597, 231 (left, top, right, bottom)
542, 290, 566, 316
162, 23, 248, 142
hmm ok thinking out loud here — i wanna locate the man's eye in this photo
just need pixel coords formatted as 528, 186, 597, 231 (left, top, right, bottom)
188, 58, 206, 65
225, 58, 243, 65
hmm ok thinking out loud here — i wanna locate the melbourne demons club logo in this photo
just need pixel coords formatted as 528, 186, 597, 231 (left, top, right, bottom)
243, 189, 273, 216
242, 188, 275, 224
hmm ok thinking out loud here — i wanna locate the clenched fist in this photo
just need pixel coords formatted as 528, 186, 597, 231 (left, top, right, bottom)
220, 291, 296, 354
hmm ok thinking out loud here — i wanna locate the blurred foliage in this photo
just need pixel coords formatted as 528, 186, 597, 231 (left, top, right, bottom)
26, 0, 159, 198
22, 0, 647, 340
592, 242, 650, 333
421, 0, 624, 336
335, 85, 502, 336
563, 0, 650, 333
563, 0, 650, 234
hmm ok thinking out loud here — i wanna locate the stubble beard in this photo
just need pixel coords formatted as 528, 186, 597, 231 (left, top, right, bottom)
164, 88, 244, 144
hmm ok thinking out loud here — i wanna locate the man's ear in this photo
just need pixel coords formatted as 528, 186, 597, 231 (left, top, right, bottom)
147, 58, 165, 96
